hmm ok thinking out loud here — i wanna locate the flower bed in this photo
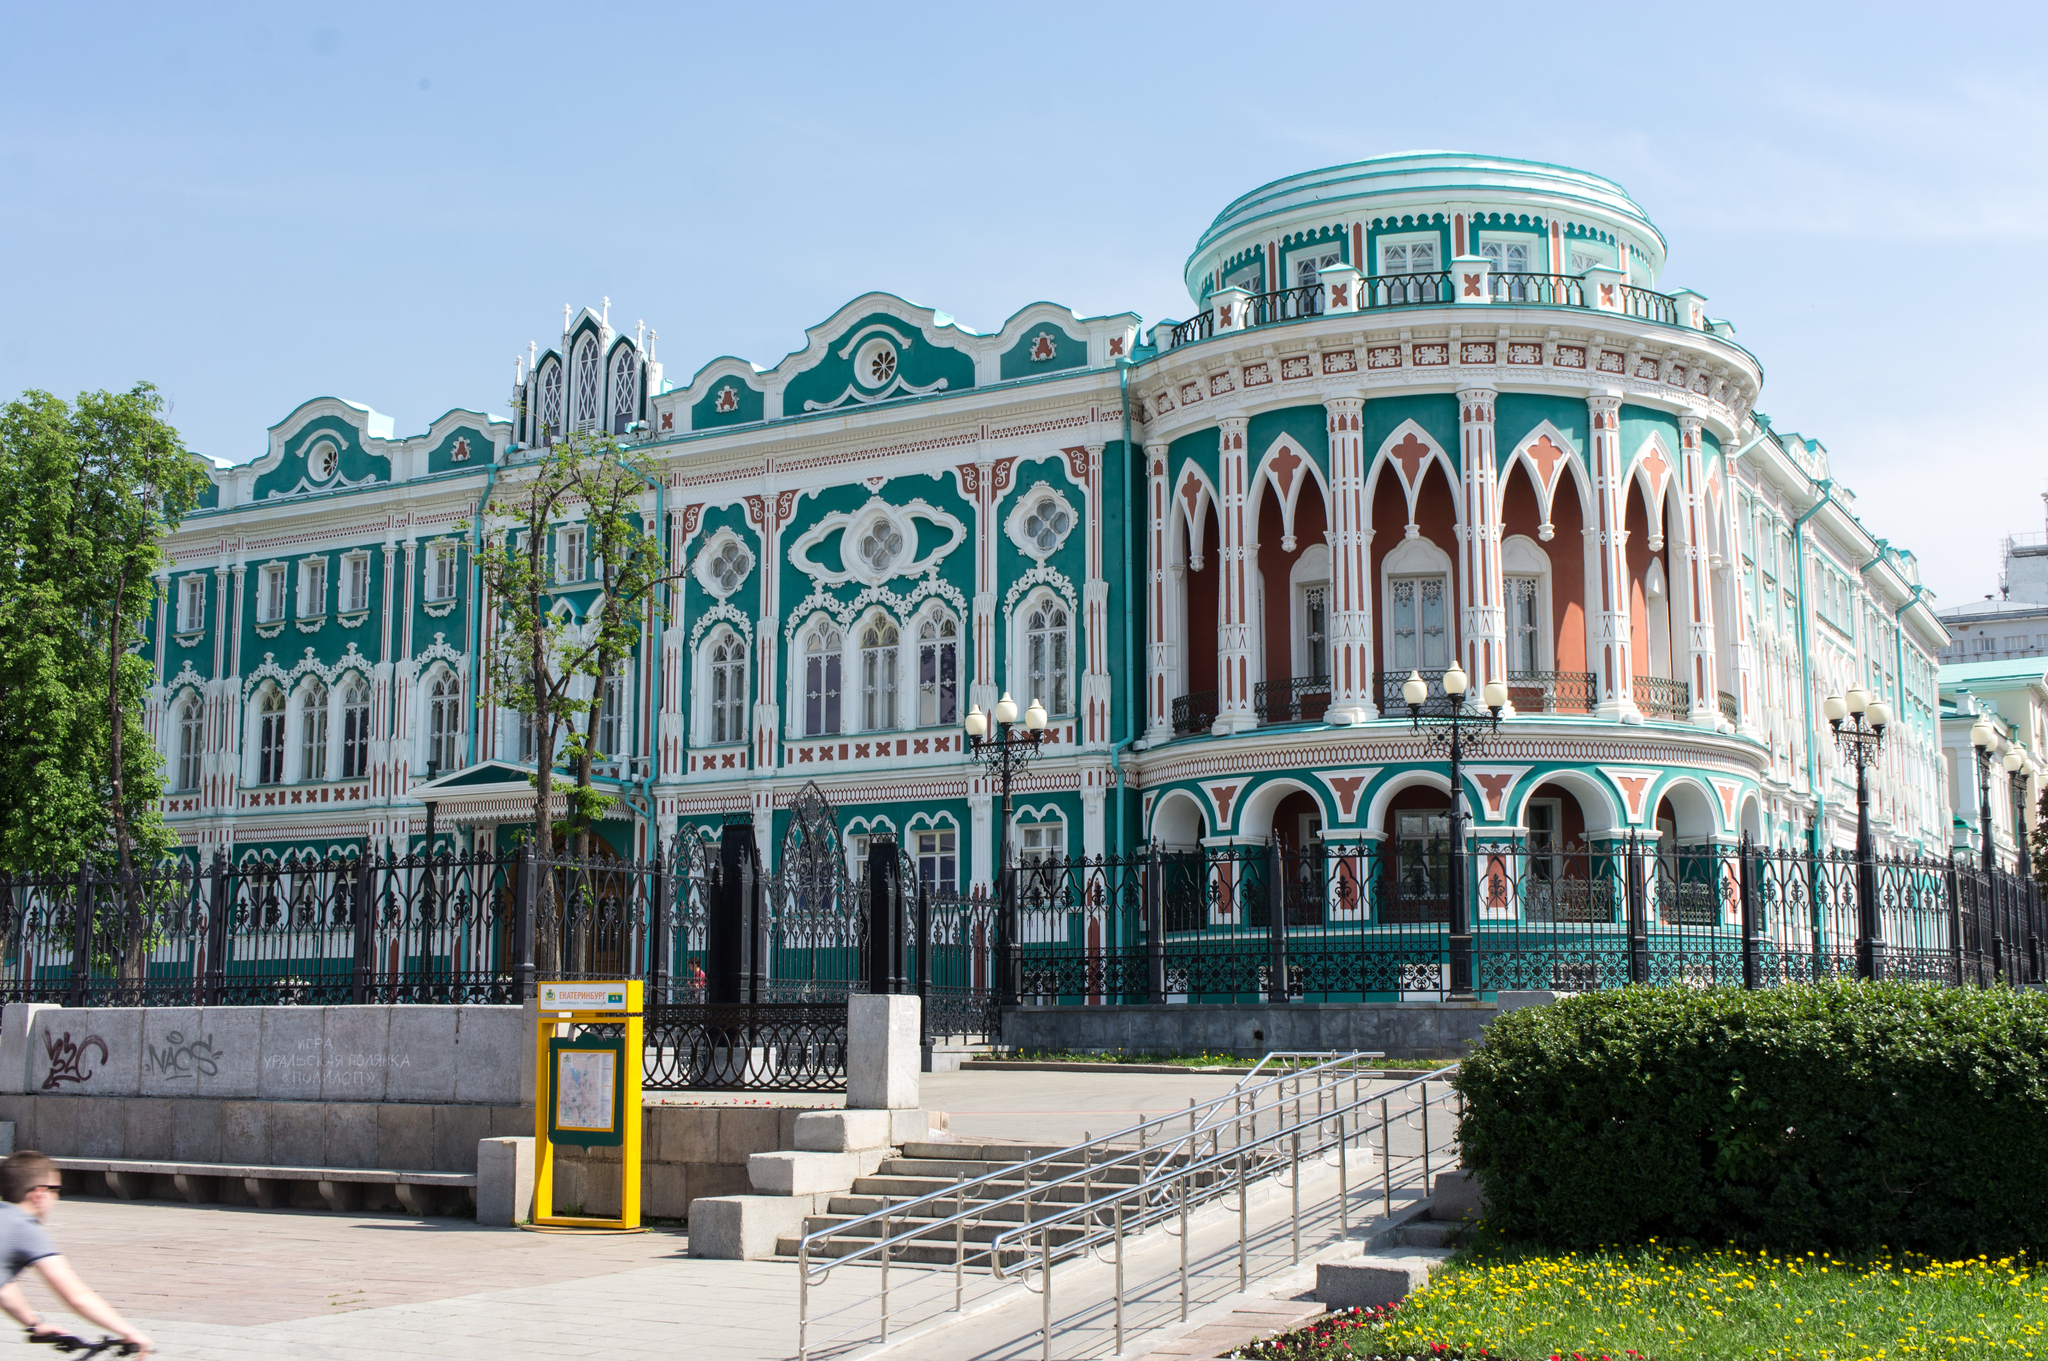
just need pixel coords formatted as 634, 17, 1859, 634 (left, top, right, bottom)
1229, 1243, 2048, 1359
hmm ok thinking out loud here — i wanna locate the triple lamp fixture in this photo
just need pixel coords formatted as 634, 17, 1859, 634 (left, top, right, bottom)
1399, 663, 1508, 714
1822, 686, 1892, 736
962, 692, 1047, 738
1969, 711, 2030, 778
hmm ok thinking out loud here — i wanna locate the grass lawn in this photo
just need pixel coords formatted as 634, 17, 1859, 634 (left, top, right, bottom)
1231, 1242, 2048, 1360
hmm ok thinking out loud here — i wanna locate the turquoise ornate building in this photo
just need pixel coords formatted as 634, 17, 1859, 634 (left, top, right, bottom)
146, 153, 1952, 882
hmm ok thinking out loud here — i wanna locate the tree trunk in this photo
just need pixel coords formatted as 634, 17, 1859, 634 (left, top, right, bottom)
108, 565, 130, 874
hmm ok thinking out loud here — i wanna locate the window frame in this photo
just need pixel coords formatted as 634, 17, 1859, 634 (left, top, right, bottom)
341, 553, 371, 615
255, 686, 287, 784
858, 613, 901, 732
1377, 233, 1441, 277
298, 680, 329, 782
1017, 592, 1074, 719
340, 678, 370, 780
427, 543, 460, 602
259, 565, 288, 624
557, 525, 587, 586
916, 609, 960, 729
179, 576, 207, 633
801, 622, 844, 737
298, 557, 328, 620
176, 694, 203, 792
705, 629, 749, 747
426, 671, 462, 775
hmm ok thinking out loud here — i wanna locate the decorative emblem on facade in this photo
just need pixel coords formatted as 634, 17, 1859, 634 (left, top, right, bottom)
660, 411, 674, 430
1218, 304, 1234, 326
1554, 345, 1587, 369
1005, 481, 1078, 563
1367, 346, 1401, 369
1242, 362, 1271, 387
1506, 343, 1542, 365
1028, 332, 1058, 362
1209, 372, 1233, 396
1412, 343, 1449, 366
1179, 381, 1202, 406
449, 436, 471, 462
1597, 350, 1626, 374
692, 531, 754, 600
1281, 356, 1313, 380
714, 384, 739, 413
1107, 335, 1124, 357
1322, 350, 1356, 374
1459, 342, 1495, 365
787, 496, 965, 587
1463, 272, 1483, 297
1329, 282, 1349, 307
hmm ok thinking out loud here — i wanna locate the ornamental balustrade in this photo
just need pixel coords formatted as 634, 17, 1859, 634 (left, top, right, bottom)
1163, 270, 1692, 349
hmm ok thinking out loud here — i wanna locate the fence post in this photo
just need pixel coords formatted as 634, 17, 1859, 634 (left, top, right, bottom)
1739, 835, 1760, 990
1854, 840, 1879, 984
514, 845, 536, 1001
915, 872, 931, 1045
648, 842, 669, 1005
350, 850, 374, 1005
1266, 838, 1288, 1004
1625, 833, 1649, 986
206, 850, 230, 1007
867, 839, 903, 995
1145, 844, 1166, 1005
69, 862, 93, 1008
997, 864, 1020, 1008
1946, 858, 1967, 987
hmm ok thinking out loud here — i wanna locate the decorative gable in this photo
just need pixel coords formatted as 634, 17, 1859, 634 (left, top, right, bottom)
780, 310, 976, 416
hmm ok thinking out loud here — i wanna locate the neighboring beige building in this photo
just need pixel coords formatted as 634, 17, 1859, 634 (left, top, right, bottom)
1939, 658, 2047, 864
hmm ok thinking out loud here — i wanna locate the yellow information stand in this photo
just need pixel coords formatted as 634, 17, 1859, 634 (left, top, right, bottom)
530, 979, 644, 1232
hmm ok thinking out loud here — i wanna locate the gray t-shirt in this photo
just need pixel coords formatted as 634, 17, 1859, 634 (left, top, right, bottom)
0, 1203, 57, 1280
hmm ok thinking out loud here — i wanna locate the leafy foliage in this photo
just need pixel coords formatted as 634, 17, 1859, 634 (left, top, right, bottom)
0, 385, 207, 873
1457, 982, 2048, 1257
467, 433, 673, 851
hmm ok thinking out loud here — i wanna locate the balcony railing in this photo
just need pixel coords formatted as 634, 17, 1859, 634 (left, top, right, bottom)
1164, 270, 1691, 349
1248, 283, 1325, 326
1171, 689, 1218, 736
1505, 671, 1596, 715
1254, 676, 1332, 726
1633, 676, 1691, 721
1718, 690, 1739, 725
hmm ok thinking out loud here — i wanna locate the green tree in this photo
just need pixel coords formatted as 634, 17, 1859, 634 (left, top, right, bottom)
561, 444, 674, 860
0, 384, 208, 875
470, 433, 670, 855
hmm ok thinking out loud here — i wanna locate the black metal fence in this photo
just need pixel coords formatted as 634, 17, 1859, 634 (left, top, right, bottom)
1000, 836, 2045, 1005
7, 809, 2037, 1084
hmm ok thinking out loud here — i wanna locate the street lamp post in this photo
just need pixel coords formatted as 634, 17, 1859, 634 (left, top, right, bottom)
1971, 717, 2000, 876
1823, 687, 1889, 980
964, 691, 1047, 1007
2005, 744, 2032, 879
1401, 663, 1507, 1000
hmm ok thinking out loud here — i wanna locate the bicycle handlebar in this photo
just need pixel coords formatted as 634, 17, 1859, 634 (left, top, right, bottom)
26, 1330, 139, 1356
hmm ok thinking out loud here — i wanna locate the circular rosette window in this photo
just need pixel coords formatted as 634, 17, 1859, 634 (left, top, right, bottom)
854, 337, 898, 390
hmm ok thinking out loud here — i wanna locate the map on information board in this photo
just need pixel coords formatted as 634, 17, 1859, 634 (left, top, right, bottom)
556, 1049, 617, 1132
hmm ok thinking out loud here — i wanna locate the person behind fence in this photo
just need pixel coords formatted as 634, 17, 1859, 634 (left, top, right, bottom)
0, 1152, 151, 1355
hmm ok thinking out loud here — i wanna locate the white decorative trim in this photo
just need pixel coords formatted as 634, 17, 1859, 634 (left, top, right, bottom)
423, 601, 457, 618
689, 600, 754, 653
244, 641, 376, 699
168, 660, 205, 692
788, 496, 965, 588
1003, 480, 1078, 564
338, 612, 369, 629
416, 631, 463, 670
784, 577, 969, 641
1002, 561, 1078, 619
692, 527, 755, 601
175, 631, 206, 649
255, 623, 285, 640
295, 617, 325, 633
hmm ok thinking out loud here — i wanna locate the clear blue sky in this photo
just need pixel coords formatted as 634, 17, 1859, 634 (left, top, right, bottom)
4, 2, 2041, 609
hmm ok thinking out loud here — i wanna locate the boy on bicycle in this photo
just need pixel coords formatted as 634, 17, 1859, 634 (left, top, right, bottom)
0, 1152, 151, 1356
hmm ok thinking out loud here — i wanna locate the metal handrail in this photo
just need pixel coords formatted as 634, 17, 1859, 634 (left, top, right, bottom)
795, 1052, 1458, 1360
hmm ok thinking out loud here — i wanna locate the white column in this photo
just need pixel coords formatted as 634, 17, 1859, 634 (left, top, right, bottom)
1458, 386, 1506, 694
1213, 418, 1256, 734
1676, 414, 1721, 727
1143, 441, 1176, 743
1323, 396, 1376, 723
1078, 442, 1111, 749
1587, 392, 1638, 720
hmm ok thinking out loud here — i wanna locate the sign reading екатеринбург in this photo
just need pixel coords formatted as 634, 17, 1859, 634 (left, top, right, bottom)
537, 982, 630, 1012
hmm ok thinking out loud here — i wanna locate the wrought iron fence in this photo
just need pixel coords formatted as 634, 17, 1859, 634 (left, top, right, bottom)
1365, 271, 1452, 309
1633, 676, 1691, 721
997, 836, 2044, 1005
1247, 283, 1325, 326
1172, 688, 1219, 735
1505, 671, 1596, 715
1254, 676, 1333, 725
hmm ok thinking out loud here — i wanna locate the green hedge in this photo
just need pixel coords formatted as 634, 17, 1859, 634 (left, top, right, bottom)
1458, 982, 2048, 1256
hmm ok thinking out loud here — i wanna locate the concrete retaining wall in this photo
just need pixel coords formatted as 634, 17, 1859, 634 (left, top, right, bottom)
2, 1004, 528, 1105
998, 1000, 1528, 1059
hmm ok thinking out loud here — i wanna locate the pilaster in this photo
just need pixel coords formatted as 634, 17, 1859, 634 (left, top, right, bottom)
1586, 392, 1639, 720
1322, 396, 1376, 723
1077, 443, 1111, 749
1458, 386, 1506, 692
1213, 418, 1256, 734
1143, 442, 1176, 743
1676, 414, 1721, 727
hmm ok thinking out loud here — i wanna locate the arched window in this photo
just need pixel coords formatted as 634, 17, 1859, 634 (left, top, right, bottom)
1026, 599, 1071, 717
917, 613, 958, 727
611, 348, 638, 434
256, 686, 287, 784
574, 336, 601, 433
709, 633, 747, 744
1381, 537, 1454, 691
176, 695, 203, 792
537, 360, 563, 442
803, 625, 843, 736
598, 673, 624, 758
299, 680, 329, 781
428, 673, 462, 774
340, 679, 370, 780
860, 617, 899, 731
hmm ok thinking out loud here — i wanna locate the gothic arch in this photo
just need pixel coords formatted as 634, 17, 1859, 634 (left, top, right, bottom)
1365, 419, 1458, 533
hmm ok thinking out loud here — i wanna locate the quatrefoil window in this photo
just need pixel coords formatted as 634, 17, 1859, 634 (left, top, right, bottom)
857, 521, 905, 575
309, 443, 338, 481
709, 541, 750, 593
1025, 497, 1070, 554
